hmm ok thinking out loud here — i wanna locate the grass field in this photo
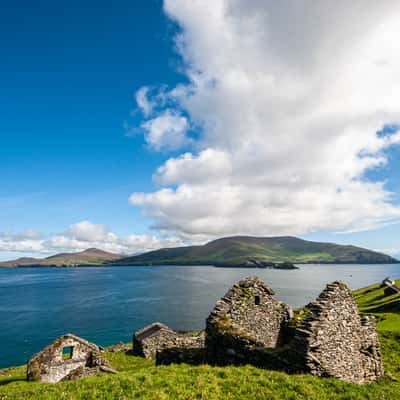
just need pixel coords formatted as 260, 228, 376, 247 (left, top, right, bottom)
1, 280, 399, 400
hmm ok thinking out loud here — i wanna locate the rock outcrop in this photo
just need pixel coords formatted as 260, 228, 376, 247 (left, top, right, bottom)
107, 342, 131, 353
27, 333, 116, 383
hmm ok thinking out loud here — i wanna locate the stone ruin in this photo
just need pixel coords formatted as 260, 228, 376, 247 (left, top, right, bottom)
27, 333, 117, 383
291, 282, 384, 383
132, 322, 205, 365
381, 277, 400, 296
133, 277, 384, 384
206, 277, 293, 366
26, 277, 383, 384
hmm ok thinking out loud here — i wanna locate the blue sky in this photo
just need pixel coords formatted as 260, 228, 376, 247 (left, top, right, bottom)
1, 1, 172, 233
1, 1, 400, 260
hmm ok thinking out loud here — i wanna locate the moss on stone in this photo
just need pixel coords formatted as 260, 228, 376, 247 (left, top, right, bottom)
27, 360, 41, 382
214, 314, 232, 333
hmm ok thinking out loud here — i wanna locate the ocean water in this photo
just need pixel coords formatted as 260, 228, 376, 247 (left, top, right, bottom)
0, 264, 399, 368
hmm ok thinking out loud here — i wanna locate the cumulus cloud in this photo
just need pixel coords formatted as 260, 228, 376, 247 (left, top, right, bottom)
153, 148, 231, 185
0, 222, 184, 256
66, 221, 109, 242
141, 110, 191, 151
130, 0, 400, 239
0, 230, 45, 253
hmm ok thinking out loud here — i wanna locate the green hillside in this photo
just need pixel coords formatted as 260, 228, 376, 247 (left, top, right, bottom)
1, 279, 400, 399
353, 279, 400, 334
0, 248, 122, 267
114, 236, 398, 265
1, 237, 396, 268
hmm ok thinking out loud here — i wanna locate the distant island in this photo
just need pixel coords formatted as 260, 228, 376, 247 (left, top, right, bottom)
112, 236, 399, 266
0, 248, 121, 268
0, 236, 398, 268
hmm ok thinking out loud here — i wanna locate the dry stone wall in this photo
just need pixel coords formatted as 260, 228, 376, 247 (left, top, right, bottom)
130, 277, 383, 384
206, 277, 293, 365
292, 281, 384, 384
133, 322, 205, 359
26, 333, 113, 383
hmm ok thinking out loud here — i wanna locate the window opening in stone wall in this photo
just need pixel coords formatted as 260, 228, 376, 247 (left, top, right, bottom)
62, 346, 74, 360
254, 295, 260, 305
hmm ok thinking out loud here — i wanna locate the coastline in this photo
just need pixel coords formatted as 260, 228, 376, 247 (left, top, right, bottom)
1, 260, 399, 269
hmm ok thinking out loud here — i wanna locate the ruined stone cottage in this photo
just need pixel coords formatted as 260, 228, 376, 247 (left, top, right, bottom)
291, 282, 384, 383
204, 277, 383, 383
132, 322, 205, 362
27, 333, 116, 383
205, 277, 293, 365
132, 278, 383, 383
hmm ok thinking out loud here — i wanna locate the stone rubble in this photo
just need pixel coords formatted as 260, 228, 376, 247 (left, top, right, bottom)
107, 342, 131, 353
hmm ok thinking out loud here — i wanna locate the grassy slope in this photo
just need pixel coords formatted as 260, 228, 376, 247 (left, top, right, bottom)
1, 280, 399, 400
116, 236, 398, 265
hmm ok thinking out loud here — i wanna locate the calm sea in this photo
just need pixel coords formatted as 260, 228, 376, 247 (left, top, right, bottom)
0, 264, 399, 368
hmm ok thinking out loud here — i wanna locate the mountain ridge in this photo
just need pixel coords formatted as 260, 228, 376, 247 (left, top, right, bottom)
111, 236, 399, 266
0, 248, 122, 267
0, 236, 398, 267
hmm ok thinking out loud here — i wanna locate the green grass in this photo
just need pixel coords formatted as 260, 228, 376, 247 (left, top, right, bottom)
353, 280, 400, 333
1, 281, 400, 399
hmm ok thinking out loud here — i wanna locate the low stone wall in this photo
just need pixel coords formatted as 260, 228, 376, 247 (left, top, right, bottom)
133, 322, 205, 359
384, 285, 400, 296
381, 277, 400, 296
156, 346, 206, 366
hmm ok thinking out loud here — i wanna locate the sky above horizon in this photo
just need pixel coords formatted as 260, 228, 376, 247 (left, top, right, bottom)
1, 0, 400, 261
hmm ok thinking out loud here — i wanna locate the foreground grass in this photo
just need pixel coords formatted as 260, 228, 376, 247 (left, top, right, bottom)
1, 357, 399, 400
1, 281, 399, 400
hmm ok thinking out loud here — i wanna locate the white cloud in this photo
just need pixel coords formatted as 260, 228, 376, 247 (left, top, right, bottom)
153, 148, 231, 185
375, 248, 400, 258
0, 229, 42, 241
135, 86, 154, 116
0, 222, 184, 257
142, 109, 191, 151
130, 0, 400, 239
0, 238, 45, 253
66, 221, 108, 242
